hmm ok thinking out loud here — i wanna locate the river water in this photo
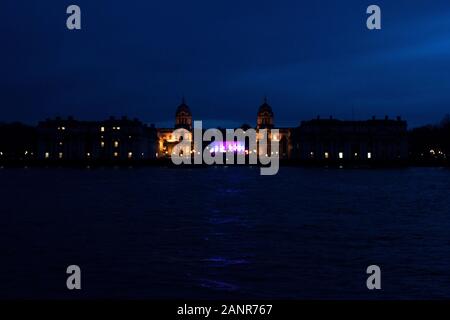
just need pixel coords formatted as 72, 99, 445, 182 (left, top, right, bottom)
1, 166, 450, 299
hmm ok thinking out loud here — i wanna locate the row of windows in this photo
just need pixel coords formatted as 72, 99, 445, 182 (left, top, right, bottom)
100, 126, 121, 132
55, 141, 121, 148
56, 126, 123, 132
310, 152, 373, 159
44, 152, 139, 159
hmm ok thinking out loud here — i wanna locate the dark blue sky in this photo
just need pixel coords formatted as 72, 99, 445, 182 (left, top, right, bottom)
1, 0, 450, 127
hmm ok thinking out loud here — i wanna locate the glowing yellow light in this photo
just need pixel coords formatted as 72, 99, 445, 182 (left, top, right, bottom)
339, 152, 343, 159
61, 127, 66, 131
114, 141, 119, 148
101, 141, 105, 147
324, 152, 329, 159
114, 152, 118, 157
58, 152, 63, 159
116, 127, 120, 130
59, 142, 63, 146
367, 152, 372, 159
45, 152, 50, 159
87, 153, 91, 157
100, 126, 105, 132
128, 152, 133, 159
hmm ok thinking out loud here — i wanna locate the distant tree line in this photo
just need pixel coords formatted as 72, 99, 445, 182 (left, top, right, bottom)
409, 115, 450, 163
0, 122, 36, 161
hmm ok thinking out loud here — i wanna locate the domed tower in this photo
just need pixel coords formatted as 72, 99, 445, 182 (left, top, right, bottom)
175, 97, 192, 130
257, 97, 274, 129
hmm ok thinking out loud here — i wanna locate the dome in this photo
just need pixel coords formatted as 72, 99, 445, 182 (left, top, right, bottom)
258, 97, 274, 116
175, 98, 191, 116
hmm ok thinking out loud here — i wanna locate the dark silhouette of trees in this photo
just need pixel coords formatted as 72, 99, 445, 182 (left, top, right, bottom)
0, 122, 37, 160
409, 115, 450, 162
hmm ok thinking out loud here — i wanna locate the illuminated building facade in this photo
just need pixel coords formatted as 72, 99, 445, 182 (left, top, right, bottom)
157, 99, 193, 158
155, 98, 407, 163
156, 98, 294, 160
256, 98, 292, 159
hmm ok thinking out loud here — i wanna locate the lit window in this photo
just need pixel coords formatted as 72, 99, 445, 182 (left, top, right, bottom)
0, 151, 3, 156
101, 141, 105, 148
25, 151, 28, 155
100, 126, 105, 132
61, 127, 66, 131
45, 152, 50, 159
59, 141, 63, 146
310, 152, 314, 158
112, 127, 116, 130
354, 152, 358, 157
58, 152, 63, 159
367, 152, 372, 159
114, 141, 119, 148
86, 153, 91, 158
324, 152, 329, 159
128, 152, 133, 159
339, 152, 343, 159
116, 127, 120, 130
114, 152, 118, 157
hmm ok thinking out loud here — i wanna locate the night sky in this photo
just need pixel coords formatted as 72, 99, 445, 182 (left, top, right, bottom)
1, 0, 450, 128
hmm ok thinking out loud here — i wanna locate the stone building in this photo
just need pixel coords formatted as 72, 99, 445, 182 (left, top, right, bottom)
156, 97, 294, 160
256, 98, 293, 160
293, 116, 408, 162
32, 99, 408, 164
37, 116, 157, 161
157, 99, 193, 158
